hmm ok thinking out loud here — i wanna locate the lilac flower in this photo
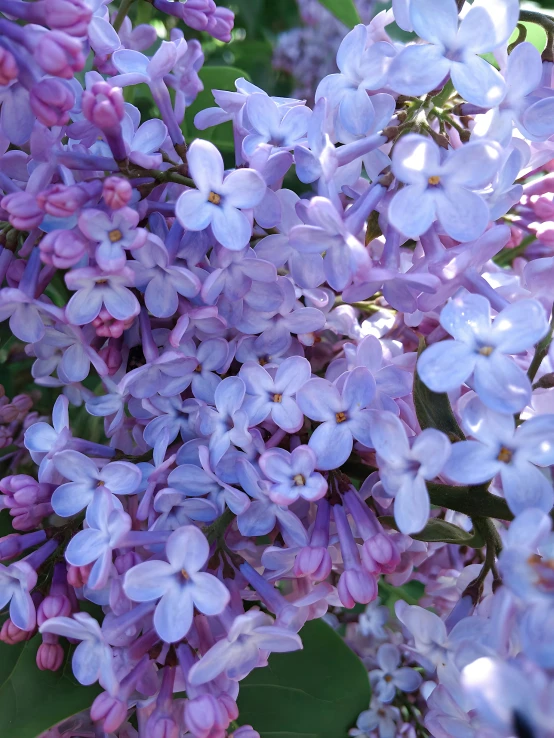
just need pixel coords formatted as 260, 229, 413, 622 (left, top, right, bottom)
198, 376, 253, 466
259, 445, 327, 505
234, 458, 308, 545
388, 0, 519, 107
128, 234, 200, 318
474, 42, 554, 146
349, 701, 400, 738
0, 560, 37, 631
24, 394, 72, 481
297, 367, 376, 470
315, 24, 395, 137
417, 292, 549, 414
188, 609, 302, 685
78, 206, 147, 271
152, 489, 218, 531
123, 526, 230, 643
65, 488, 132, 590
40, 612, 117, 693
175, 139, 266, 251
239, 356, 311, 433
242, 94, 311, 157
65, 266, 140, 325
369, 644, 422, 703
359, 598, 389, 640
51, 450, 141, 517
142, 395, 200, 448
389, 134, 501, 242
370, 410, 451, 534
443, 397, 554, 515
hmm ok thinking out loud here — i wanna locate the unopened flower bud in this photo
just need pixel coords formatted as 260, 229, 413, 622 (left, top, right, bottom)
40, 229, 88, 269
0, 618, 34, 644
37, 594, 72, 626
36, 642, 64, 671
103, 177, 132, 210
294, 546, 332, 581
1, 192, 43, 230
82, 82, 125, 131
35, 30, 85, 79
43, 0, 92, 36
232, 727, 260, 738
184, 694, 230, 738
0, 47, 18, 86
91, 691, 129, 732
30, 78, 74, 127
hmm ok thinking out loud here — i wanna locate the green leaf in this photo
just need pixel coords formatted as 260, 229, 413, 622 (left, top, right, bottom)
317, 0, 361, 28
237, 619, 370, 738
184, 66, 250, 153
413, 341, 465, 441
379, 516, 483, 546
0, 637, 101, 738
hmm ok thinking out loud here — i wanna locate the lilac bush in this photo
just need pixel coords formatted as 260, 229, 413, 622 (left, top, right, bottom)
2, 0, 554, 736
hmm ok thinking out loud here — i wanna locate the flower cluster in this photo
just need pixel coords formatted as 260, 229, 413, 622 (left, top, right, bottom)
2, 0, 554, 735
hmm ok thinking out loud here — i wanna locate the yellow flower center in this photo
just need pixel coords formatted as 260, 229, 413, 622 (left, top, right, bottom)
336, 411, 347, 424
428, 175, 441, 186
479, 346, 494, 356
208, 191, 221, 205
108, 229, 123, 242
293, 474, 305, 486
273, 393, 283, 403
497, 447, 513, 463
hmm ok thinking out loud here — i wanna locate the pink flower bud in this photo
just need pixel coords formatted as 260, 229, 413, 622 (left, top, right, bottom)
39, 229, 88, 269
43, 0, 92, 36
82, 82, 125, 131
219, 694, 239, 722
294, 546, 332, 581
35, 30, 85, 79
93, 308, 135, 339
98, 342, 123, 375
37, 594, 72, 626
37, 642, 64, 671
67, 563, 92, 588
30, 78, 74, 127
184, 695, 230, 738
91, 691, 129, 732
103, 177, 132, 210
0, 618, 34, 644
1, 192, 43, 230
0, 47, 18, 86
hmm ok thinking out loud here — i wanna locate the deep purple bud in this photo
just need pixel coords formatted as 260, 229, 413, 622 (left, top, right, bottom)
91, 692, 129, 732
30, 78, 74, 126
99, 341, 123, 375
36, 642, 64, 671
0, 475, 40, 500
103, 177, 132, 210
82, 82, 125, 131
146, 716, 179, 738
39, 229, 88, 269
37, 594, 72, 626
184, 694, 230, 738
293, 546, 332, 581
35, 30, 85, 78
43, 0, 92, 36
0, 47, 18, 86
1, 192, 43, 230
206, 6, 234, 42
0, 530, 46, 562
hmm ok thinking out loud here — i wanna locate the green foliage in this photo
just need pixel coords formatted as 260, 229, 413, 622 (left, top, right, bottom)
317, 0, 361, 28
379, 580, 425, 614
237, 618, 370, 738
0, 637, 101, 738
413, 342, 465, 441
380, 516, 485, 546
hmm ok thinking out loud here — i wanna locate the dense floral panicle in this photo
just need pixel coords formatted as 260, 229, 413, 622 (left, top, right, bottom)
1, 0, 554, 735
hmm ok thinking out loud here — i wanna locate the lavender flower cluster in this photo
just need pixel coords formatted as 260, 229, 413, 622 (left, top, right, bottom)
2, 0, 554, 735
